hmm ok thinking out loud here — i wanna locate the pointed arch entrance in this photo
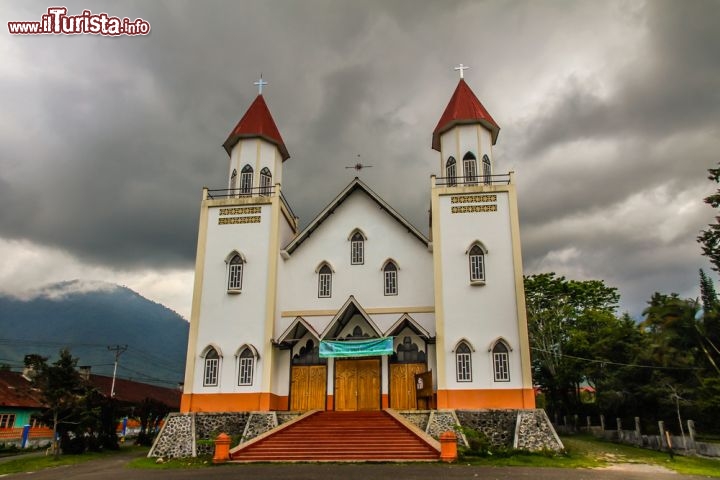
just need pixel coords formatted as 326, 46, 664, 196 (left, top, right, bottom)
322, 296, 384, 411
277, 317, 327, 411
387, 315, 431, 410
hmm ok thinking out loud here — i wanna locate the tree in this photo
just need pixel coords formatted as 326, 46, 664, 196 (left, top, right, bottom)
698, 164, 720, 272
28, 349, 83, 459
524, 273, 621, 416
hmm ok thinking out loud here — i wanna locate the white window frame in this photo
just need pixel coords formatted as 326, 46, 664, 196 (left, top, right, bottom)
203, 349, 220, 387
492, 343, 510, 382
469, 245, 485, 283
384, 262, 398, 296
464, 154, 478, 185
240, 165, 253, 196
238, 349, 255, 386
318, 265, 332, 298
456, 343, 472, 382
351, 232, 364, 265
482, 155, 491, 184
260, 167, 272, 196
228, 255, 244, 291
446, 157, 457, 186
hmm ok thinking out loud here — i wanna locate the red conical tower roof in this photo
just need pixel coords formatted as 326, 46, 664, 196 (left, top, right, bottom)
223, 95, 290, 160
432, 79, 500, 150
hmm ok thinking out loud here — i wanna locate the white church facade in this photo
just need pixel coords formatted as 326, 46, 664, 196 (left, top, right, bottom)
181, 74, 535, 413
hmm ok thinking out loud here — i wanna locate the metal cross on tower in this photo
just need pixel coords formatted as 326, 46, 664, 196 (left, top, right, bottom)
454, 63, 470, 79
254, 74, 268, 95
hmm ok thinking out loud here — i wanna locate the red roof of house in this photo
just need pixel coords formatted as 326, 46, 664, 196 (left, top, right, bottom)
87, 374, 180, 409
0, 371, 44, 409
223, 95, 290, 160
432, 79, 500, 150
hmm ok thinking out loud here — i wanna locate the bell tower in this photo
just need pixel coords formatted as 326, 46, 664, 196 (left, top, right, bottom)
430, 67, 534, 409
181, 77, 298, 413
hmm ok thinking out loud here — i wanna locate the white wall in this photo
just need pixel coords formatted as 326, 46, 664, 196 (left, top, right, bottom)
436, 190, 524, 390
190, 202, 272, 394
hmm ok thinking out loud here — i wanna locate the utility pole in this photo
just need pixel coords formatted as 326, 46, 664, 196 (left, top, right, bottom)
107, 345, 128, 398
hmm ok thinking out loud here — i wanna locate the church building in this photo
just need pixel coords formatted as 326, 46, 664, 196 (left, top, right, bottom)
181, 71, 535, 413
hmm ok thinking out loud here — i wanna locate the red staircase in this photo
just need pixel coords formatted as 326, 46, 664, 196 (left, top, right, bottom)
231, 411, 440, 462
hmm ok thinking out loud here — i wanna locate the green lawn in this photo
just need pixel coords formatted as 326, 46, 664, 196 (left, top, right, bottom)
0, 446, 147, 475
460, 435, 720, 477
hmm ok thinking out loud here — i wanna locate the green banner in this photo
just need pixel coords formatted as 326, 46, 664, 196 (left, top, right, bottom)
319, 337, 394, 358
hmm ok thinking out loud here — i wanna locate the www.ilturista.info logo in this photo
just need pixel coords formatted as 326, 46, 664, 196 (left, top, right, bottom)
8, 7, 150, 36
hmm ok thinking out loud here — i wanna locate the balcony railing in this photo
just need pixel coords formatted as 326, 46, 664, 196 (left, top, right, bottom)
205, 186, 298, 220
435, 173, 511, 187
206, 185, 275, 199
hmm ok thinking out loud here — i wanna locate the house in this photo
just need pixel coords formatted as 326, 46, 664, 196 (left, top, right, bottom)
181, 70, 534, 413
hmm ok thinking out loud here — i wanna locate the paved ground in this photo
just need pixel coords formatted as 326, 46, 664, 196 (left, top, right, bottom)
0, 452, 709, 480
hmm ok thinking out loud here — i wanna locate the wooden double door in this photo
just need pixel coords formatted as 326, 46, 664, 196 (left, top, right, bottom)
334, 358, 381, 411
389, 363, 426, 410
290, 365, 327, 411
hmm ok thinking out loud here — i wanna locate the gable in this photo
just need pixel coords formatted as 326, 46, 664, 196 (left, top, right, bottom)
283, 179, 428, 256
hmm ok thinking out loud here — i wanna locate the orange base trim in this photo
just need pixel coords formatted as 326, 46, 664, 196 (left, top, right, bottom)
436, 388, 536, 409
181, 393, 288, 413
326, 395, 334, 411
381, 394, 389, 409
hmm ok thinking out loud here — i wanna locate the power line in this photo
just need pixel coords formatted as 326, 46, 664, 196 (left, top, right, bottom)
531, 347, 703, 371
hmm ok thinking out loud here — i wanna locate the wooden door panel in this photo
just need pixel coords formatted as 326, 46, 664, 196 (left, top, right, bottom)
307, 365, 326, 410
335, 360, 357, 411
290, 366, 309, 411
357, 359, 380, 411
390, 363, 426, 410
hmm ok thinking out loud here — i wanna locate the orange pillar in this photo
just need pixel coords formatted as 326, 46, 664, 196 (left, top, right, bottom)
439, 431, 458, 462
212, 433, 231, 463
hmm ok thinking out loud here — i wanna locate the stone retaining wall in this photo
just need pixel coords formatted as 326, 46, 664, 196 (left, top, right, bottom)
151, 409, 562, 458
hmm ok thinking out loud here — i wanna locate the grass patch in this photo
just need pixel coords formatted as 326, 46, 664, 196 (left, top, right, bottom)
128, 455, 215, 469
0, 446, 148, 475
460, 434, 720, 477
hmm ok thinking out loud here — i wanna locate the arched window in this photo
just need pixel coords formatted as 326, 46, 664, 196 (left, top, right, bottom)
230, 168, 238, 191
482, 155, 491, 185
260, 167, 272, 196
237, 347, 256, 386
350, 232, 365, 265
228, 254, 244, 291
468, 244, 485, 282
383, 261, 398, 296
318, 264, 332, 298
446, 157, 457, 186
463, 152, 477, 185
240, 164, 253, 195
455, 342, 472, 382
203, 347, 220, 386
492, 342, 510, 382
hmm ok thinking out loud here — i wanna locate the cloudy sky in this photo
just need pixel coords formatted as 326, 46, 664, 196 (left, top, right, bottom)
1, 0, 717, 320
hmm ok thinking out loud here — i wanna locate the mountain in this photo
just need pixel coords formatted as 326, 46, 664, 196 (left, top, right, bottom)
0, 280, 189, 388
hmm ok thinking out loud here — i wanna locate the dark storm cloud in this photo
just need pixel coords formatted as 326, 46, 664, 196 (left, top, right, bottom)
0, 0, 716, 317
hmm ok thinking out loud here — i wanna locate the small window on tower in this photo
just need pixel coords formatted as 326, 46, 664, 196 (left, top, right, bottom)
456, 342, 472, 382
482, 155, 491, 185
240, 164, 253, 196
492, 342, 510, 382
228, 254, 244, 292
446, 157, 457, 186
230, 169, 238, 192
350, 232, 365, 265
463, 152, 477, 185
203, 347, 220, 387
260, 167, 272, 196
468, 244, 485, 284
237, 347, 255, 386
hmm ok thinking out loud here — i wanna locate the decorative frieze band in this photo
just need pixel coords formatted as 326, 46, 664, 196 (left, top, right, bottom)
451, 205, 497, 214
451, 194, 497, 204
219, 207, 261, 216
219, 216, 261, 225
